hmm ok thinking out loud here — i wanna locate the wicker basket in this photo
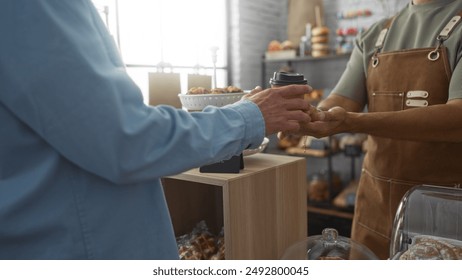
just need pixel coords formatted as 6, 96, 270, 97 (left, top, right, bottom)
178, 92, 246, 111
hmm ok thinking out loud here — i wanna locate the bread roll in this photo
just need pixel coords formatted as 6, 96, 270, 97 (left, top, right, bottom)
268, 40, 282, 51
210, 88, 226, 94
399, 235, 462, 260
312, 26, 330, 37
311, 43, 329, 51
311, 35, 329, 44
226, 85, 243, 93
281, 40, 294, 50
187, 87, 210, 94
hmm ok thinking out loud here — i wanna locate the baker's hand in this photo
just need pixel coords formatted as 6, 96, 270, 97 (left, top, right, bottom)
243, 84, 314, 135
300, 106, 348, 138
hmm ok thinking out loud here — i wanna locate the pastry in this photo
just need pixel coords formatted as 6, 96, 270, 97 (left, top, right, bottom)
312, 50, 330, 57
210, 236, 225, 260
278, 134, 302, 149
226, 86, 243, 93
210, 88, 227, 94
311, 43, 330, 57
176, 221, 225, 260
319, 256, 345, 260
399, 235, 462, 260
312, 26, 330, 37
307, 174, 329, 202
312, 43, 329, 52
191, 233, 217, 259
268, 40, 282, 52
187, 87, 210, 95
281, 40, 295, 50
187, 86, 242, 95
311, 26, 330, 57
311, 35, 329, 44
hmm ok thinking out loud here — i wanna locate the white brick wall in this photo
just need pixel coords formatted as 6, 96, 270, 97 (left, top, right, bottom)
230, 0, 408, 90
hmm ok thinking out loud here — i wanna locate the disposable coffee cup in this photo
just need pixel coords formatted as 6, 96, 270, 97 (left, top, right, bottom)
269, 71, 308, 88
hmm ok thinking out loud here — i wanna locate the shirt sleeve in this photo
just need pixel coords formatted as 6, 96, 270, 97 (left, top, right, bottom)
330, 19, 389, 108
330, 45, 368, 106
449, 54, 462, 100
0, 0, 265, 184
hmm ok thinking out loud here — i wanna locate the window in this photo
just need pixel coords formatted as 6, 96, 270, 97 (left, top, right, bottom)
92, 0, 228, 101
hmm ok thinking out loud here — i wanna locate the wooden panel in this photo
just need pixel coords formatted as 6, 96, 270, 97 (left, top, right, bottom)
223, 170, 279, 259
275, 159, 307, 257
223, 158, 306, 259
162, 180, 223, 236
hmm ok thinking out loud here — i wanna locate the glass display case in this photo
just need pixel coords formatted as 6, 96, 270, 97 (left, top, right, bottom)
281, 228, 378, 260
390, 185, 462, 260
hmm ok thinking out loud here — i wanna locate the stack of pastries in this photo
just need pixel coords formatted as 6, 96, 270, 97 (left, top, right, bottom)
311, 26, 330, 57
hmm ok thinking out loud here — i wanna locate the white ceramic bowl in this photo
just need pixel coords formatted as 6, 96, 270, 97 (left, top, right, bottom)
243, 137, 270, 156
178, 92, 247, 111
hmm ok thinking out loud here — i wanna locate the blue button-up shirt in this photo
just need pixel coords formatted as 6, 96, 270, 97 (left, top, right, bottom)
0, 0, 264, 259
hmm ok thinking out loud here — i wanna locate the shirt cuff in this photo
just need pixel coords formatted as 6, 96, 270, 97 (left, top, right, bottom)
226, 99, 265, 149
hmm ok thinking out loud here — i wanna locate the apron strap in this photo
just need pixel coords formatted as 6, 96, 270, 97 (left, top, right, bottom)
437, 13, 462, 41
374, 17, 394, 52
429, 11, 462, 61
373, 11, 462, 65
371, 17, 395, 67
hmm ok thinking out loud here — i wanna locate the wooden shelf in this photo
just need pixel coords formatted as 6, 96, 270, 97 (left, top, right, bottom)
263, 52, 351, 63
307, 205, 354, 220
261, 53, 351, 88
285, 147, 334, 157
162, 153, 307, 260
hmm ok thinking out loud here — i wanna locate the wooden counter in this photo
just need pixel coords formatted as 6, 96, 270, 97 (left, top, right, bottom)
162, 153, 307, 260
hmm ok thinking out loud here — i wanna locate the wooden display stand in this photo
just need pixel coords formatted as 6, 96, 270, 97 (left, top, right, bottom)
162, 153, 307, 260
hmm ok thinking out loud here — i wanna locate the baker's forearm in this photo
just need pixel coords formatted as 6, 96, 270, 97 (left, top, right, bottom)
346, 100, 462, 143
317, 93, 363, 112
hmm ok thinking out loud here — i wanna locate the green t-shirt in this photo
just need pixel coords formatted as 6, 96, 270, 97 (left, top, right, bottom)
332, 0, 462, 107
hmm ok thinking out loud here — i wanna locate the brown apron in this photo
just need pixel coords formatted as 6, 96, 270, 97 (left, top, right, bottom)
351, 14, 462, 259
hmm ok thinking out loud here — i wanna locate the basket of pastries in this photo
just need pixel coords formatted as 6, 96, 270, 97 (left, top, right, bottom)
179, 86, 246, 111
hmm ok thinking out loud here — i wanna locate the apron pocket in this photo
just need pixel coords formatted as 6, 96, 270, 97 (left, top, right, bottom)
369, 91, 404, 112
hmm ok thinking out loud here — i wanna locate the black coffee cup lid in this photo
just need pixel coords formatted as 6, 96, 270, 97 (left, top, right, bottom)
269, 72, 307, 86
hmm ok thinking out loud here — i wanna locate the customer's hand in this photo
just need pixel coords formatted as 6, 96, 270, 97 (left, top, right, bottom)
243, 84, 314, 135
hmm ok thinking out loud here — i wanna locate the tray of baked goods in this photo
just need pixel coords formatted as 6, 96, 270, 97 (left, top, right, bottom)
390, 185, 462, 260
